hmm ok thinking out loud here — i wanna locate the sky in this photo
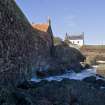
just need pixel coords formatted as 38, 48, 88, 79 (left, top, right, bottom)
16, 0, 105, 45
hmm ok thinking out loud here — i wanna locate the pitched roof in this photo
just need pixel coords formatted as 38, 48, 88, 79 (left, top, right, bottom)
32, 23, 49, 32
68, 35, 84, 40
32, 23, 52, 46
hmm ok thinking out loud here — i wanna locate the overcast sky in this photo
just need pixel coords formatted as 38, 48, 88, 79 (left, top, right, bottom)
16, 0, 105, 45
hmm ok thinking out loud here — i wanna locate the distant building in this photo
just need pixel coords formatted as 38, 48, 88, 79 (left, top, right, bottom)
32, 17, 54, 55
65, 32, 84, 47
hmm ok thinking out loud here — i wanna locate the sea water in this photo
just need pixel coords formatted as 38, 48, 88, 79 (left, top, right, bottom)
31, 68, 98, 82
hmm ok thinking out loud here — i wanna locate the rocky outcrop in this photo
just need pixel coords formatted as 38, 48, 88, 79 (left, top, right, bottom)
36, 43, 85, 77
0, 0, 86, 84
1, 79, 105, 105
83, 76, 105, 89
0, 0, 51, 84
54, 44, 85, 71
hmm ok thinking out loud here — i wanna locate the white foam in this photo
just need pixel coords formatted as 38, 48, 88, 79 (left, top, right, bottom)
31, 68, 98, 82
31, 78, 41, 82
100, 86, 105, 89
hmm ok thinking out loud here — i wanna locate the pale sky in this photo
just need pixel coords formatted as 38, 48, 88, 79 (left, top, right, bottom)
16, 0, 105, 45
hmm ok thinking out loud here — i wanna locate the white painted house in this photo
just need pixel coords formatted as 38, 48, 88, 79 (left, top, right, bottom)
65, 33, 84, 48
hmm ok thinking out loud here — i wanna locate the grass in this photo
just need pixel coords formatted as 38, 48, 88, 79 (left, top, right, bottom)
82, 45, 105, 49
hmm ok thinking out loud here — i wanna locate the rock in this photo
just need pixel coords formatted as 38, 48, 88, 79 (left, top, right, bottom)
29, 79, 105, 105
35, 59, 66, 77
95, 79, 105, 87
0, 0, 51, 84
84, 64, 92, 69
36, 70, 48, 78
83, 76, 96, 83
17, 80, 31, 89
1, 79, 105, 105
47, 64, 66, 76
54, 44, 85, 72
81, 63, 92, 69
69, 63, 83, 73
12, 91, 32, 105
83, 76, 105, 89
96, 74, 105, 79
35, 98, 52, 105
37, 43, 86, 78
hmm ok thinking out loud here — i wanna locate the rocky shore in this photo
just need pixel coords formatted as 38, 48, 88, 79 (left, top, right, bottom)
0, 0, 86, 84
1, 77, 105, 105
0, 1, 105, 105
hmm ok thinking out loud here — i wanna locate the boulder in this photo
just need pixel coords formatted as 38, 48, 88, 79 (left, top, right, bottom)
54, 44, 85, 72
83, 76, 96, 83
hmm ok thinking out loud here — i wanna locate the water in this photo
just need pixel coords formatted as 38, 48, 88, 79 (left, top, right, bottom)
31, 68, 98, 82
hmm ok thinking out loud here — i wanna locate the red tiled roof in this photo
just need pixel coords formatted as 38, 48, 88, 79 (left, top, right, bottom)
32, 23, 52, 46
32, 23, 49, 32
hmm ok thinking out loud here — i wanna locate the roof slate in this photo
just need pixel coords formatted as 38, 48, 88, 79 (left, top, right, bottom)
68, 35, 84, 40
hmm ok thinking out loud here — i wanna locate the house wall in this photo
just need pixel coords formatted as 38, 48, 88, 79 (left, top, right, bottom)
69, 39, 84, 46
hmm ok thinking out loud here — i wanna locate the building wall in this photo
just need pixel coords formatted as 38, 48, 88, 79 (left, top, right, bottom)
69, 39, 84, 46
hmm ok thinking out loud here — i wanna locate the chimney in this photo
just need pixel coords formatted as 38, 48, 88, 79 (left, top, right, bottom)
47, 16, 51, 26
82, 32, 85, 45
